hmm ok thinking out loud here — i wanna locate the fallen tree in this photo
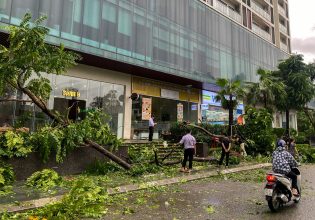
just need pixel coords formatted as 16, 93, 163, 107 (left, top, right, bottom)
0, 14, 131, 170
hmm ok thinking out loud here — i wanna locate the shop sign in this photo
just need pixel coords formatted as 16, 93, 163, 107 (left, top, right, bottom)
142, 97, 152, 120
177, 103, 183, 122
161, 89, 179, 100
62, 89, 80, 98
191, 104, 198, 111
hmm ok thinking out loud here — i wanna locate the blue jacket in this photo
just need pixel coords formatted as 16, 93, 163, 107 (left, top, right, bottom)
272, 146, 297, 174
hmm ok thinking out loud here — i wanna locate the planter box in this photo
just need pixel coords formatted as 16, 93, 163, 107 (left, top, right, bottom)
195, 142, 208, 158
5, 146, 128, 181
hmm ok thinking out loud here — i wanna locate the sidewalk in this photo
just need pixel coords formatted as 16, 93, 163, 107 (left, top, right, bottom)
0, 163, 271, 213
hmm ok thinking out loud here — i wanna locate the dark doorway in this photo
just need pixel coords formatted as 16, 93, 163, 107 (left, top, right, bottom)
54, 98, 86, 121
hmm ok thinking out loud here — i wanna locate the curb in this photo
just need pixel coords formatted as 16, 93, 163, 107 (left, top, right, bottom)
0, 163, 271, 213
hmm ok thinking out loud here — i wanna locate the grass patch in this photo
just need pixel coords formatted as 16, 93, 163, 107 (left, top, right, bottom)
215, 168, 269, 182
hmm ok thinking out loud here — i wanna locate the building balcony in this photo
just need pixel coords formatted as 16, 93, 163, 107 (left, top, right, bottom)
278, 4, 286, 17
252, 23, 271, 41
251, 1, 271, 22
213, 0, 242, 23
280, 42, 288, 52
279, 23, 287, 35
200, 0, 211, 5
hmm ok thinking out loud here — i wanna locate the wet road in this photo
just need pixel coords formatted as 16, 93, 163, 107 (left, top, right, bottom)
102, 165, 315, 220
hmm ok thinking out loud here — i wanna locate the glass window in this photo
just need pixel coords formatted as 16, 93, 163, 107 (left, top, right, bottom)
131, 95, 198, 139
99, 83, 125, 138
118, 8, 131, 36
100, 1, 117, 52
61, 0, 83, 42
87, 80, 101, 109
82, 0, 100, 47
11, 0, 39, 25
117, 8, 132, 55
0, 0, 11, 22
39, 0, 63, 37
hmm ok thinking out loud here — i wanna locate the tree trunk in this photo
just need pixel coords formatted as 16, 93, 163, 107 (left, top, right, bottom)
228, 94, 233, 136
285, 108, 290, 137
85, 139, 132, 170
17, 81, 63, 124
187, 123, 225, 138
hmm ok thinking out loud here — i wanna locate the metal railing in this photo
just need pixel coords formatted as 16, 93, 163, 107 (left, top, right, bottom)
252, 23, 271, 41
251, 1, 271, 21
213, 0, 242, 23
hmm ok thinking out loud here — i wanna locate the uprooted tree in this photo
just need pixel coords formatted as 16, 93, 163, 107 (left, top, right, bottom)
0, 14, 131, 169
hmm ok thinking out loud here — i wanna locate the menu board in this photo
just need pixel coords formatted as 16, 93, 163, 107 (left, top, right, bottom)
177, 103, 183, 122
142, 97, 152, 120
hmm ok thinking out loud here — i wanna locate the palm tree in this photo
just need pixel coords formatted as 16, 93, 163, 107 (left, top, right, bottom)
246, 68, 287, 111
215, 78, 246, 135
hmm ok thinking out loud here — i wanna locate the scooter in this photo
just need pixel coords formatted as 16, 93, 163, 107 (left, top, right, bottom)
264, 167, 301, 212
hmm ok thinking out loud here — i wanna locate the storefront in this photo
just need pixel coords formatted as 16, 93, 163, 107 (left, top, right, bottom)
0, 65, 129, 139
131, 77, 200, 140
201, 90, 244, 125
50, 74, 126, 138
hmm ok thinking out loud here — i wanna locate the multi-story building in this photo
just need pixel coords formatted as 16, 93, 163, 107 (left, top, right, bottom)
0, 0, 294, 140
200, 0, 291, 53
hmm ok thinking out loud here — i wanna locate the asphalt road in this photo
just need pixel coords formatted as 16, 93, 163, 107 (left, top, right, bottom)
101, 164, 315, 220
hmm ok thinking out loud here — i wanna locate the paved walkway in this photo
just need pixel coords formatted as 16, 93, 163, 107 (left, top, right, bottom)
0, 163, 271, 213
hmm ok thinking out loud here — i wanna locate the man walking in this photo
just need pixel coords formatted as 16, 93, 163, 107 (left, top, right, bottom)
148, 115, 156, 141
179, 129, 196, 173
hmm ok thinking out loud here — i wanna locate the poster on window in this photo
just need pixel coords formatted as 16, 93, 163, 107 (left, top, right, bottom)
177, 103, 184, 122
142, 97, 152, 120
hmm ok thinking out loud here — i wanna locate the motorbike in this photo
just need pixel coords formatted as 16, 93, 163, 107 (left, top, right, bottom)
264, 167, 301, 211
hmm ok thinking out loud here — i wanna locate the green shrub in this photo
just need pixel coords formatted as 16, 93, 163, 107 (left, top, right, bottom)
0, 162, 14, 195
26, 169, 62, 191
238, 107, 275, 155
296, 144, 315, 163
229, 156, 240, 165
85, 160, 122, 175
128, 164, 160, 176
273, 128, 286, 139
27, 177, 109, 219
128, 144, 156, 164
29, 110, 121, 163
0, 131, 32, 158
295, 132, 308, 144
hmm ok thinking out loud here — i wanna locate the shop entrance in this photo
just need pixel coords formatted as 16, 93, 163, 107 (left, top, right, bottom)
54, 98, 86, 121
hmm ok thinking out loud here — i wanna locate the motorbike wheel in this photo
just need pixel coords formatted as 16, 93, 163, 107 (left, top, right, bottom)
268, 190, 281, 212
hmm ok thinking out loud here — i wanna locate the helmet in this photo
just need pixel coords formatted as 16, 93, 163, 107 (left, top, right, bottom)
278, 139, 286, 147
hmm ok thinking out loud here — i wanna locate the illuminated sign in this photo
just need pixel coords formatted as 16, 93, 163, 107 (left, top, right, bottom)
202, 90, 221, 107
62, 89, 80, 98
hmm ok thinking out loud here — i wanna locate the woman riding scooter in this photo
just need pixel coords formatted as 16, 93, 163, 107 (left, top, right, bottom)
272, 139, 299, 196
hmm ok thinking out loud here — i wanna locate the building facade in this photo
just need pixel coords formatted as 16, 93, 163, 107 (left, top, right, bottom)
0, 0, 294, 139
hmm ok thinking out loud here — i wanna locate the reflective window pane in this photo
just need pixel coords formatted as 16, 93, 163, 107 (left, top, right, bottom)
61, 0, 82, 42
11, 0, 39, 25
0, 0, 11, 22
82, 0, 100, 47
39, 0, 62, 37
